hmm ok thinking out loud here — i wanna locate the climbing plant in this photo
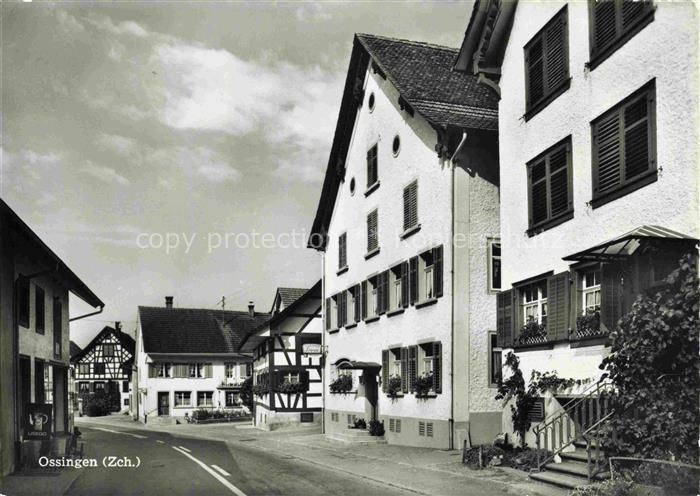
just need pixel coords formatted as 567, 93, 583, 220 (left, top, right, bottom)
599, 253, 699, 463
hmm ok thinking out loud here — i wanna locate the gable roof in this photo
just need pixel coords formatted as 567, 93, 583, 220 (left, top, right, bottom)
71, 326, 136, 364
138, 306, 271, 355
69, 341, 82, 360
307, 33, 499, 250
274, 287, 308, 311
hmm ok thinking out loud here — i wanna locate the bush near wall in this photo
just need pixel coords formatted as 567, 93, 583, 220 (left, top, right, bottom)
80, 390, 110, 417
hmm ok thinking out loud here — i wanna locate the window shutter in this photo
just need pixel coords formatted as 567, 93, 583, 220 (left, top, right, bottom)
400, 347, 408, 393
401, 262, 409, 308
548, 144, 571, 217
408, 345, 417, 392
383, 271, 390, 312
544, 10, 567, 94
301, 370, 310, 391
528, 159, 548, 226
382, 350, 389, 393
366, 145, 378, 187
409, 257, 418, 305
325, 298, 331, 330
367, 210, 378, 252
403, 181, 418, 231
339, 233, 347, 269
592, 0, 617, 56
339, 292, 346, 327
497, 289, 515, 347
148, 364, 155, 378
361, 281, 368, 320
433, 245, 444, 298
378, 272, 387, 315
601, 263, 622, 333
526, 38, 544, 107
546, 272, 571, 341
623, 93, 652, 181
205, 363, 213, 378
432, 341, 442, 394
593, 109, 622, 196
354, 284, 361, 322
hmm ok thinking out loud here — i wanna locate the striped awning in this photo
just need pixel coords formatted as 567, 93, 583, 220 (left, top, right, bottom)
563, 226, 697, 262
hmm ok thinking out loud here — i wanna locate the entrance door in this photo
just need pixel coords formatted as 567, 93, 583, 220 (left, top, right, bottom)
19, 356, 31, 433
362, 372, 378, 422
157, 392, 169, 416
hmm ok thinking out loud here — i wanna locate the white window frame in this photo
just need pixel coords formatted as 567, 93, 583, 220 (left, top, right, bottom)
366, 277, 379, 319
389, 265, 403, 311
103, 344, 115, 358
487, 238, 502, 292
157, 363, 171, 378
418, 344, 435, 378
283, 371, 300, 384
197, 391, 213, 407
418, 250, 435, 302
189, 363, 204, 378
347, 289, 356, 323
390, 348, 402, 377
225, 363, 236, 379
175, 391, 191, 407
522, 281, 548, 327
488, 331, 502, 387
581, 268, 601, 314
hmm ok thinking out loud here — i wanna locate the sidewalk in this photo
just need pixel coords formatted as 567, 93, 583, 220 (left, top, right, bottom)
0, 466, 80, 496
75, 414, 567, 496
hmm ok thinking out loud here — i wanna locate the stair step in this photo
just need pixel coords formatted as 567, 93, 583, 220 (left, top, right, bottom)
573, 439, 602, 450
560, 448, 604, 463
530, 470, 590, 490
544, 461, 592, 478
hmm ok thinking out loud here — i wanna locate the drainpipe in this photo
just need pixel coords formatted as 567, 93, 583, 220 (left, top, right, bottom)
321, 251, 326, 435
449, 132, 469, 450
69, 306, 104, 322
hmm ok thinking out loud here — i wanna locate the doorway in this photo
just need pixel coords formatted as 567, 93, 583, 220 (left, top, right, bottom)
157, 392, 169, 416
362, 372, 378, 422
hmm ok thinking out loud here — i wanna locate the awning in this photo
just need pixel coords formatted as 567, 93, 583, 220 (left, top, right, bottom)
334, 358, 381, 373
563, 225, 697, 262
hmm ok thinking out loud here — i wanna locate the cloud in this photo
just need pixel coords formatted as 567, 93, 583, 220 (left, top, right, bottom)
295, 4, 332, 22
96, 133, 138, 156
82, 161, 130, 185
55, 10, 86, 34
82, 90, 151, 121
85, 15, 150, 38
275, 158, 324, 184
147, 146, 240, 184
108, 41, 126, 61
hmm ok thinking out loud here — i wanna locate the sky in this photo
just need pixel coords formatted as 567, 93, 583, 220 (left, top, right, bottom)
1, 0, 473, 347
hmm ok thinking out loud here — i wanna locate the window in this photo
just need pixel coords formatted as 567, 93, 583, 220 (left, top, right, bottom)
522, 280, 548, 327
189, 363, 204, 378
78, 382, 90, 393
527, 137, 573, 235
488, 332, 502, 387
402, 180, 418, 234
103, 344, 115, 358
422, 252, 434, 301
389, 263, 408, 312
338, 232, 347, 270
122, 380, 129, 393
588, 0, 654, 68
156, 363, 171, 378
368, 92, 375, 112
525, 7, 569, 118
225, 391, 238, 407
390, 348, 402, 378
197, 391, 213, 407
93, 381, 104, 393
53, 298, 62, 358
591, 81, 656, 208
78, 363, 89, 375
392, 135, 401, 156
94, 363, 105, 375
409, 246, 443, 305
528, 398, 546, 422
347, 285, 359, 324
124, 398, 130, 406
367, 209, 379, 254
333, 292, 346, 328
175, 391, 191, 407
366, 144, 378, 188
17, 276, 30, 328
365, 276, 379, 319
281, 371, 300, 384
35, 286, 45, 334
225, 363, 236, 379
349, 177, 356, 195
488, 240, 502, 292
581, 269, 601, 314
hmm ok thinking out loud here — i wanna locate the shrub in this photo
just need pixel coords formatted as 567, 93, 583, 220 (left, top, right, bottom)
600, 253, 699, 464
518, 316, 547, 345
368, 420, 384, 437
413, 374, 433, 397
82, 390, 110, 417
212, 410, 225, 419
570, 480, 649, 496
251, 383, 268, 396
463, 445, 505, 469
353, 418, 366, 429
240, 376, 254, 410
386, 376, 403, 397
576, 309, 601, 338
329, 374, 353, 394
276, 380, 307, 394
191, 409, 211, 421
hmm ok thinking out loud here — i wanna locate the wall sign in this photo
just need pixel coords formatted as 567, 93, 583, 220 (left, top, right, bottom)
25, 403, 52, 439
302, 343, 322, 355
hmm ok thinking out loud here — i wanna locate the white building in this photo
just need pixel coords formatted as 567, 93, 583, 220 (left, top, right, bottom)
71, 323, 135, 413
308, 33, 503, 449
239, 283, 323, 430
132, 297, 269, 422
456, 0, 698, 488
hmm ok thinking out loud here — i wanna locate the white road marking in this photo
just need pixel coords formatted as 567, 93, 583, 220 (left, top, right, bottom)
173, 447, 247, 496
178, 446, 191, 453
156, 440, 165, 444
211, 464, 231, 477
90, 426, 148, 439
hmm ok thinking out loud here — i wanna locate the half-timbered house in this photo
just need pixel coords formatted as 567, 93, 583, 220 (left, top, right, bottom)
71, 323, 135, 412
239, 282, 323, 430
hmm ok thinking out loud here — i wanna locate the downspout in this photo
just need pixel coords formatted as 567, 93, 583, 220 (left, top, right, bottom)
321, 250, 326, 435
449, 132, 469, 450
69, 305, 104, 322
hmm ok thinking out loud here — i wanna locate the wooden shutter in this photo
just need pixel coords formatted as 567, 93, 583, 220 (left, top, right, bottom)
497, 289, 515, 347
354, 284, 361, 322
366, 145, 378, 187
408, 346, 417, 392
383, 271, 390, 312
601, 263, 622, 333
432, 341, 442, 394
592, 0, 617, 56
403, 181, 418, 231
325, 297, 331, 330
400, 347, 408, 393
593, 109, 622, 196
401, 262, 409, 308
53, 298, 63, 357
338, 233, 347, 269
623, 91, 652, 181
526, 37, 545, 107
148, 364, 156, 378
339, 292, 346, 327
382, 350, 389, 393
528, 159, 548, 226
205, 363, 213, 378
301, 370, 310, 391
367, 210, 378, 252
433, 245, 444, 298
528, 139, 571, 229
548, 143, 572, 217
545, 9, 567, 94
409, 257, 418, 305
361, 281, 368, 320
377, 272, 387, 315
546, 272, 571, 341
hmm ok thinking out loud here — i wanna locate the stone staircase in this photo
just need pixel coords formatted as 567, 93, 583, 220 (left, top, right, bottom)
326, 428, 387, 445
149, 415, 176, 425
530, 439, 610, 490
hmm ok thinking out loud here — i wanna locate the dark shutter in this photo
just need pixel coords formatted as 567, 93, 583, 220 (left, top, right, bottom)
338, 233, 347, 269
592, 110, 622, 196
525, 7, 568, 112
497, 289, 515, 347
527, 138, 572, 231
382, 271, 390, 313
409, 257, 418, 305
367, 210, 378, 252
601, 263, 622, 333
546, 272, 571, 341
623, 92, 651, 180
205, 363, 213, 378
545, 9, 567, 93
400, 347, 408, 393
526, 38, 544, 107
301, 370, 310, 391
377, 273, 386, 315
354, 284, 361, 322
403, 180, 418, 231
325, 298, 331, 330
17, 276, 30, 328
53, 298, 62, 358
592, 0, 617, 56
432, 341, 442, 394
381, 350, 389, 393
400, 262, 409, 308
361, 281, 368, 320
366, 145, 378, 187
433, 245, 444, 298
408, 346, 417, 393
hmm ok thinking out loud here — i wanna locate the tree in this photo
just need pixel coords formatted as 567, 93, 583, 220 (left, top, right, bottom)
600, 253, 699, 463
239, 376, 254, 411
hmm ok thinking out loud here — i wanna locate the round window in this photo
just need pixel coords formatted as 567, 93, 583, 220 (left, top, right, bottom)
368, 92, 375, 112
349, 177, 356, 195
392, 135, 401, 156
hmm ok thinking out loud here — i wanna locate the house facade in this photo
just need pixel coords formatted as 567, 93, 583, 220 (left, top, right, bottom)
0, 199, 104, 475
456, 0, 698, 472
132, 297, 268, 422
308, 34, 503, 449
239, 283, 323, 430
71, 323, 135, 412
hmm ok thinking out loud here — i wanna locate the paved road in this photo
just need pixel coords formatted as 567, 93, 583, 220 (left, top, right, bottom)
65, 425, 414, 496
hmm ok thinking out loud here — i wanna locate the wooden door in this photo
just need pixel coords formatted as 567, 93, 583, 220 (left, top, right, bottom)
157, 392, 169, 416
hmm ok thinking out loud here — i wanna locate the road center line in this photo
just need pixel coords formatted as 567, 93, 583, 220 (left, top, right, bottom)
89, 426, 148, 439
156, 440, 165, 444
211, 465, 231, 477
172, 447, 247, 496
178, 446, 191, 453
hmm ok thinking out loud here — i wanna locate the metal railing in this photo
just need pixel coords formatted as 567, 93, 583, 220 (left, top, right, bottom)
534, 379, 615, 472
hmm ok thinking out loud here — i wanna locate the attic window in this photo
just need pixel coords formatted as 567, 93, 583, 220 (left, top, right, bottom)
368, 92, 375, 112
392, 135, 401, 157
350, 177, 356, 195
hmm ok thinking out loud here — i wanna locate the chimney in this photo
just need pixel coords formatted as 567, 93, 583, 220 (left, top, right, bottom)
115, 321, 121, 332
248, 301, 255, 317
165, 296, 174, 309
